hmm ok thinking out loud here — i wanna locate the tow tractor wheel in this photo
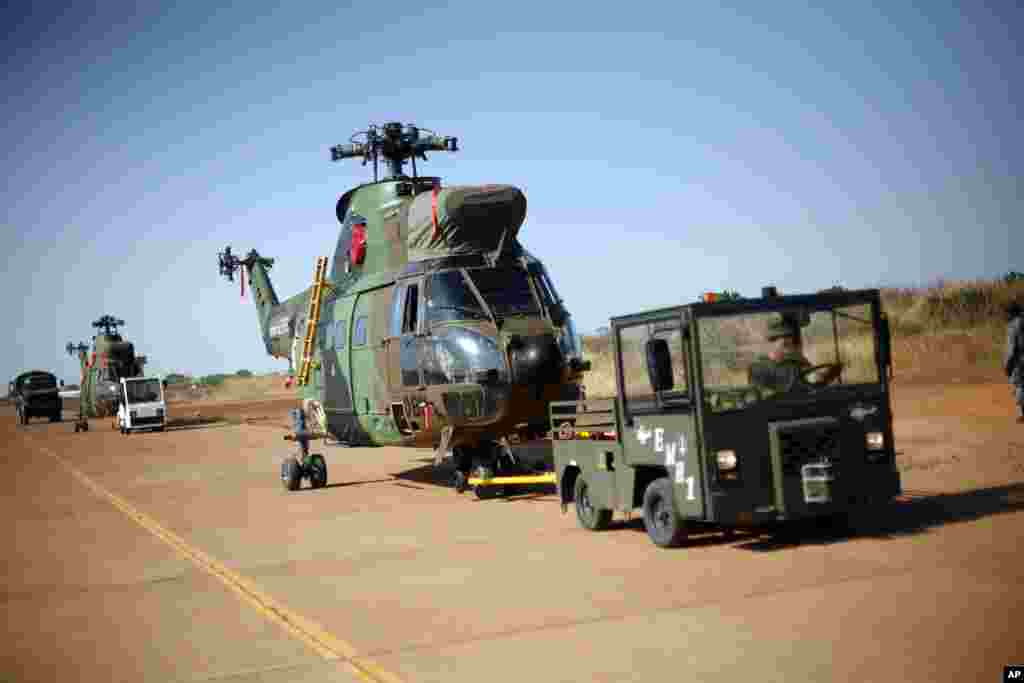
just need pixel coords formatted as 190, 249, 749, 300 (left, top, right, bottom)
453, 470, 468, 494
573, 476, 612, 531
308, 454, 328, 489
282, 458, 302, 491
642, 477, 688, 548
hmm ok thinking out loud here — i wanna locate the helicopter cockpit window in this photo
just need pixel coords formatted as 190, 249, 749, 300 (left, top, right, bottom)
425, 271, 489, 324
421, 327, 509, 385
465, 266, 540, 318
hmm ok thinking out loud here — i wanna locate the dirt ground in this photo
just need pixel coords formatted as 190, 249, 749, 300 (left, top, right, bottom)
2, 381, 1022, 682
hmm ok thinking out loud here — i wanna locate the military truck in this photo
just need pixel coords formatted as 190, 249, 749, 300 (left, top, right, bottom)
11, 371, 63, 426
550, 286, 901, 547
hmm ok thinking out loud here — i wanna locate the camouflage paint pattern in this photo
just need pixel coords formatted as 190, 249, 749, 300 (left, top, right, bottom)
238, 175, 585, 449
69, 332, 147, 417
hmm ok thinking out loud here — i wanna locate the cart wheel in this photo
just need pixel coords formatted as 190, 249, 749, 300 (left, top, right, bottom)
574, 476, 612, 531
642, 477, 688, 548
309, 454, 327, 489
282, 458, 302, 491
453, 470, 468, 494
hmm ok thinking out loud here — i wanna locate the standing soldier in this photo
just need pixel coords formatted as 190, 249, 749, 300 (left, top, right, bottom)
1005, 302, 1024, 423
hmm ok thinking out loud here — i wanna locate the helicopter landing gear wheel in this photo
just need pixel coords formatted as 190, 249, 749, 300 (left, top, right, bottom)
308, 454, 328, 489
282, 457, 302, 492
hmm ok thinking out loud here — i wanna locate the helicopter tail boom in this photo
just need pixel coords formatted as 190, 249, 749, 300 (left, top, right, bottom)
218, 246, 282, 357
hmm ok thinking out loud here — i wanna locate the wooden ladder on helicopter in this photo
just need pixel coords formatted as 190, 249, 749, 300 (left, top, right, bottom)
297, 257, 329, 387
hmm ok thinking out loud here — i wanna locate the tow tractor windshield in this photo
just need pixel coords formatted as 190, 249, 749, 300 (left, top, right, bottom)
125, 379, 161, 404
698, 303, 879, 412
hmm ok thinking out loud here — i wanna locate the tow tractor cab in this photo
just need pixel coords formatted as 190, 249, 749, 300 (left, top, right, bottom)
552, 286, 901, 548
116, 376, 167, 433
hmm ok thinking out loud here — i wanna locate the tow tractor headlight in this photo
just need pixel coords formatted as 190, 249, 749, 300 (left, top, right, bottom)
865, 431, 885, 451
716, 450, 738, 471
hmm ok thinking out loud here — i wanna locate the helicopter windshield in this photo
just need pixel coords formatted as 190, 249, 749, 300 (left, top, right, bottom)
465, 266, 539, 318
424, 271, 490, 324
421, 327, 509, 385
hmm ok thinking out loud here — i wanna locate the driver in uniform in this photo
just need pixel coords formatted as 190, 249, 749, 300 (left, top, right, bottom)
750, 315, 813, 394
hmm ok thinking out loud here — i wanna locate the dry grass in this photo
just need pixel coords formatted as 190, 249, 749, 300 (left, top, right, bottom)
165, 374, 295, 403
580, 277, 1024, 396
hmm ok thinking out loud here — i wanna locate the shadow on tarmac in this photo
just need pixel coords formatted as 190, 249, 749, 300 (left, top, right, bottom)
389, 457, 1024, 550
732, 483, 1024, 552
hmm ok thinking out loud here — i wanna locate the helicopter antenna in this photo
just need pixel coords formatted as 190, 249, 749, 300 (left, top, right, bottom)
330, 122, 458, 181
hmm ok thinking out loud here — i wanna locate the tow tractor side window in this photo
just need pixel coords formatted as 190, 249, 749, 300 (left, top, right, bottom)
619, 324, 654, 415
619, 317, 688, 417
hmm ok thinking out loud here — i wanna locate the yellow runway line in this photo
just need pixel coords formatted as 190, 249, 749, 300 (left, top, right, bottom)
37, 445, 403, 683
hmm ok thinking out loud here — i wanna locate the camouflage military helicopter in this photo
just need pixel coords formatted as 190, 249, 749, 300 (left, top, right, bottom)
217, 122, 588, 491
66, 315, 148, 419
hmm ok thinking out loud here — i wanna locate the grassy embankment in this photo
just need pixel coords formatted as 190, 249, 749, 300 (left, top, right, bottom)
580, 278, 1024, 397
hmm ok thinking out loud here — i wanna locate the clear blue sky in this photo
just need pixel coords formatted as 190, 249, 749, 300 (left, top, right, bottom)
2, 1, 1020, 383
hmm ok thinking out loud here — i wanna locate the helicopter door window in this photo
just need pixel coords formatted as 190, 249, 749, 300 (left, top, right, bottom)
335, 320, 346, 349
353, 316, 368, 346
391, 284, 407, 337
402, 284, 420, 334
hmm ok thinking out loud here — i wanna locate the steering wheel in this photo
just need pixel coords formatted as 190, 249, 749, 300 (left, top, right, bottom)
801, 363, 844, 386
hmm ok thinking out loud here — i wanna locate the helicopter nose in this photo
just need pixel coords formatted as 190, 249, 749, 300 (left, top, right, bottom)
507, 334, 563, 385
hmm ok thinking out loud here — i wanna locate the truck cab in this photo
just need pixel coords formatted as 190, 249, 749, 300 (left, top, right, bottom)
12, 371, 63, 426
116, 376, 167, 434
551, 287, 901, 547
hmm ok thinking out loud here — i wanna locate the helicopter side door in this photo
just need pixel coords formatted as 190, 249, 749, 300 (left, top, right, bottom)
384, 278, 426, 432
350, 285, 393, 417
322, 296, 354, 414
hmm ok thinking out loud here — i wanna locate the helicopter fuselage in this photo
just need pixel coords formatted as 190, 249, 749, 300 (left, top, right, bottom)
242, 176, 585, 450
